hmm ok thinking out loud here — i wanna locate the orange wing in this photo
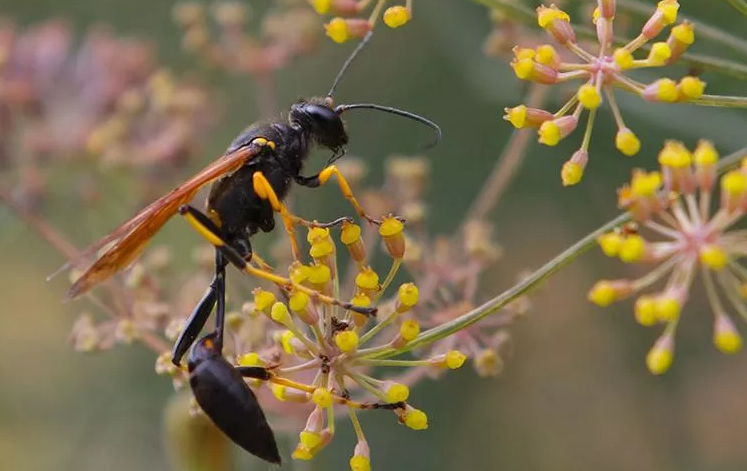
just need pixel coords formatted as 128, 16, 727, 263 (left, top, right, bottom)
65, 144, 262, 301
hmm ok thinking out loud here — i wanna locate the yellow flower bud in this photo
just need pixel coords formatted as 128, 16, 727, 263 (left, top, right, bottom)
402, 408, 428, 430
270, 302, 291, 324
335, 330, 359, 352
383, 6, 411, 28
384, 382, 410, 403
615, 128, 641, 156
445, 350, 467, 369
577, 83, 601, 109
312, 387, 334, 407
325, 17, 349, 43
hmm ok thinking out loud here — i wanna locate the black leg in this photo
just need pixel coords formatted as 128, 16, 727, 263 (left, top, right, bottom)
293, 149, 347, 186
171, 283, 216, 366
171, 251, 228, 366
293, 172, 322, 188
237, 366, 272, 381
211, 251, 227, 351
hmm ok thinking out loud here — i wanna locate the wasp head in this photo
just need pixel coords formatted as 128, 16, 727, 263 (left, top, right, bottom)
290, 98, 349, 153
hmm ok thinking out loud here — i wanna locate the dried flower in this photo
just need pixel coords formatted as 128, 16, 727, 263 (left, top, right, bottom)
0, 18, 217, 209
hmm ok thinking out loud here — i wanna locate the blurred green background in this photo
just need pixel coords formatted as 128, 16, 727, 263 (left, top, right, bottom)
2, 1, 747, 470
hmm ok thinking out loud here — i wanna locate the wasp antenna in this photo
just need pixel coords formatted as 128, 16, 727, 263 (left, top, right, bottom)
335, 103, 442, 150
327, 31, 375, 101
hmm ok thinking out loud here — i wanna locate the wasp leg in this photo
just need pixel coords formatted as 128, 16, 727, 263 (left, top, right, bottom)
236, 366, 273, 381
251, 171, 351, 260
178, 204, 377, 317
172, 250, 235, 365
294, 164, 382, 225
172, 284, 216, 366
262, 373, 406, 410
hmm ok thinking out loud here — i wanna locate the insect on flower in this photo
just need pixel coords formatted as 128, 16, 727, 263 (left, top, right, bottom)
504, 0, 702, 185
58, 31, 440, 464
588, 140, 747, 375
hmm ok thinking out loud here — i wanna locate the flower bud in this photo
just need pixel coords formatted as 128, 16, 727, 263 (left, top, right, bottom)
380, 216, 405, 259
383, 6, 411, 28
341, 222, 366, 264
536, 5, 576, 44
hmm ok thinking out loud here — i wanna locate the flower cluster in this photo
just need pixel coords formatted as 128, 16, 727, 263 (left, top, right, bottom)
54, 155, 515, 470
406, 219, 526, 377
588, 141, 747, 374
310, 0, 414, 43
0, 17, 217, 209
504, 1, 701, 185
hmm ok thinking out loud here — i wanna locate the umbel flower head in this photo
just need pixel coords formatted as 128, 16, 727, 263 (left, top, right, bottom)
504, 1, 701, 185
407, 220, 527, 377
56, 155, 513, 468
588, 140, 747, 375
166, 218, 467, 468
61, 156, 476, 470
310, 0, 414, 43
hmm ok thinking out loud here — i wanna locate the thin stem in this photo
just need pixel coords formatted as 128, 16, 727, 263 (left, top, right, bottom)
718, 270, 747, 323
278, 359, 320, 375
553, 94, 580, 119
0, 186, 80, 260
359, 212, 631, 360
358, 310, 398, 345
604, 88, 626, 129
358, 358, 431, 367
580, 107, 597, 152
727, 0, 747, 20
690, 94, 747, 108
373, 258, 402, 304
464, 83, 548, 224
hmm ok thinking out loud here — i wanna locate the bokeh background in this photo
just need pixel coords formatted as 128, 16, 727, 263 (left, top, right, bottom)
2, 1, 747, 470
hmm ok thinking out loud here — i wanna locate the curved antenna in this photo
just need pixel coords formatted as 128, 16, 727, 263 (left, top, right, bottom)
335, 103, 442, 150
327, 31, 375, 100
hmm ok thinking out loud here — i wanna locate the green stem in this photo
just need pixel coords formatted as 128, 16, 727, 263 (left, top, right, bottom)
690, 94, 747, 107
473, 0, 747, 80
357, 358, 431, 367
359, 214, 630, 360
362, 144, 747, 361
727, 0, 747, 18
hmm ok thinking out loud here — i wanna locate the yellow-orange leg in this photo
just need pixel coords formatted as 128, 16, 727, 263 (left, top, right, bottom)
178, 204, 376, 316
252, 171, 351, 260
243, 371, 405, 411
317, 165, 382, 225
249, 251, 273, 273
